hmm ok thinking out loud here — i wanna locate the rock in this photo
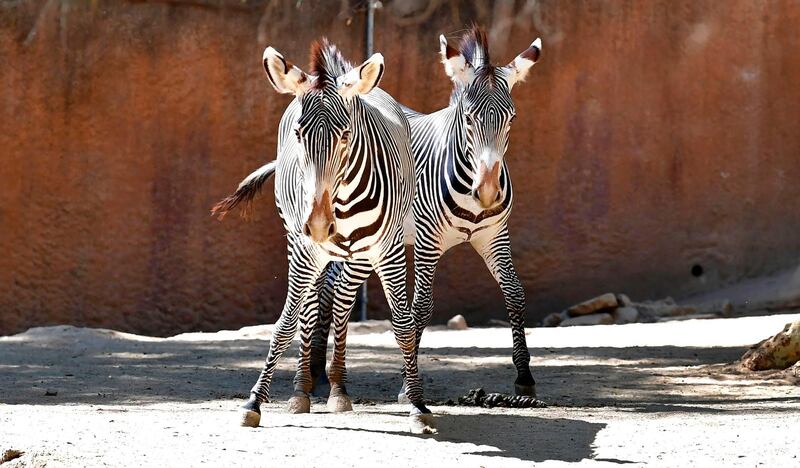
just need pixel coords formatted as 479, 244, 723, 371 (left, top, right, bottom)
447, 314, 468, 330
348, 320, 393, 335
740, 321, 800, 371
1, 450, 24, 464
567, 293, 619, 317
616, 293, 633, 307
487, 319, 510, 327
543, 311, 571, 327
694, 300, 733, 317
634, 301, 697, 318
720, 300, 733, 316
666, 306, 699, 317
657, 313, 719, 322
542, 313, 563, 327
613, 306, 639, 324
560, 313, 614, 327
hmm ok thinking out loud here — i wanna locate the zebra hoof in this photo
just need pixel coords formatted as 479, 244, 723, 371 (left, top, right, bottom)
241, 409, 261, 427
397, 391, 410, 405
287, 393, 311, 414
514, 383, 537, 398
409, 413, 437, 434
327, 394, 353, 413
240, 396, 261, 427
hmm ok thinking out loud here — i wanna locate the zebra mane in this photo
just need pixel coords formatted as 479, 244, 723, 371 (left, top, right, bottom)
459, 25, 491, 69
309, 39, 352, 88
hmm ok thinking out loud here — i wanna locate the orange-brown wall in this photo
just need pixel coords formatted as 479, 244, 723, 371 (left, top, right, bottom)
2, 0, 799, 336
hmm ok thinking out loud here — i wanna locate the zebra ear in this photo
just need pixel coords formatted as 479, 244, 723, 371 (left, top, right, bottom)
440, 34, 473, 84
337, 53, 384, 98
506, 38, 541, 88
263, 46, 311, 96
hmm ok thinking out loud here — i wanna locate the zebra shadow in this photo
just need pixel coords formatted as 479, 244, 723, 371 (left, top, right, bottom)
432, 412, 608, 463
284, 412, 610, 464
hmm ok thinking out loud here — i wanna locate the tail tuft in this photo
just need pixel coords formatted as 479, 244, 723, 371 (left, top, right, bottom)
211, 161, 277, 221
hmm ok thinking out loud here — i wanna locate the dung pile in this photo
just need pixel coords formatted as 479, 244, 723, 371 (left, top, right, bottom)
456, 388, 547, 409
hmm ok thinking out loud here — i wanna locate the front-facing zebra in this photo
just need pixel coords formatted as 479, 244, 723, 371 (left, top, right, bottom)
403, 28, 542, 399
212, 40, 435, 433
308, 26, 543, 401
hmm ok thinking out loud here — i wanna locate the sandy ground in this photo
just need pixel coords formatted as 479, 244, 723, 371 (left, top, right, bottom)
2, 315, 800, 467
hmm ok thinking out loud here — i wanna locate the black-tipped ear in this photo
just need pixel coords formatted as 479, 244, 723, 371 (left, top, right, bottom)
337, 53, 384, 97
506, 38, 541, 88
262, 46, 311, 95
439, 34, 473, 84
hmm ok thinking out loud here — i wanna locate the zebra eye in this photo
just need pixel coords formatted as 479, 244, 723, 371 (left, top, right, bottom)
509, 114, 517, 124
465, 114, 475, 126
294, 128, 301, 142
341, 130, 351, 143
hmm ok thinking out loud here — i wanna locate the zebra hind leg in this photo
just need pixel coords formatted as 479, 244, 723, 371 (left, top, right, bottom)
326, 261, 372, 413
309, 262, 341, 397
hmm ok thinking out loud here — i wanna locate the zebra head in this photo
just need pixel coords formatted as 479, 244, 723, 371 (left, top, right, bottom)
262, 41, 385, 243
440, 27, 541, 209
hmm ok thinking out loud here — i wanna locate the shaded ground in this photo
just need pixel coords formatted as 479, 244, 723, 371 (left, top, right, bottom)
2, 315, 799, 466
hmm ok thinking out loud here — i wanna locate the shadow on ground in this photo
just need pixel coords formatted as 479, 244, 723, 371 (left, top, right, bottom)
282, 413, 609, 463
2, 326, 797, 415
434, 414, 606, 462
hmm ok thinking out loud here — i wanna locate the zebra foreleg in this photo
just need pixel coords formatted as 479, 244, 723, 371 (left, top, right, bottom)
473, 227, 536, 397
288, 280, 325, 414
240, 247, 324, 427
398, 241, 443, 404
325, 261, 372, 413
374, 243, 437, 434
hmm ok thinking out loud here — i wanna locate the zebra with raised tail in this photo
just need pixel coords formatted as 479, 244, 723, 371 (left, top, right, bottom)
213, 39, 435, 434
307, 26, 543, 402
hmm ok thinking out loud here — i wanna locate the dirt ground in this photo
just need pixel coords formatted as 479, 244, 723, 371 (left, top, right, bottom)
2, 314, 799, 467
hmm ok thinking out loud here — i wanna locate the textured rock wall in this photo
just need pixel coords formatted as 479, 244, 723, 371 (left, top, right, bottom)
2, 0, 799, 335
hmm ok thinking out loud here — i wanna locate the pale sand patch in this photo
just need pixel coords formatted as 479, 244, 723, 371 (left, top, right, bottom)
2, 314, 799, 466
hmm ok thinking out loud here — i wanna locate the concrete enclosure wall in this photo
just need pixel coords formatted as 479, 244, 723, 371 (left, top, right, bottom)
2, 0, 800, 336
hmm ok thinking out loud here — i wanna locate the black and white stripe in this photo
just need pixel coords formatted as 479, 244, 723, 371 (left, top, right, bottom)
408, 28, 542, 398
214, 39, 433, 432
311, 27, 543, 400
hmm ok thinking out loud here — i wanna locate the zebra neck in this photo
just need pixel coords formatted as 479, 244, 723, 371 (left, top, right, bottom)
447, 83, 467, 107
444, 99, 474, 185
342, 98, 371, 183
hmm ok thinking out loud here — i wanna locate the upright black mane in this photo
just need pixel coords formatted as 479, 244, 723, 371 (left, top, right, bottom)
459, 25, 491, 68
309, 39, 353, 89
458, 25, 496, 86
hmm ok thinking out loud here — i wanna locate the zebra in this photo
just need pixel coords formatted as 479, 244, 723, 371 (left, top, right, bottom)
212, 39, 435, 434
305, 26, 543, 401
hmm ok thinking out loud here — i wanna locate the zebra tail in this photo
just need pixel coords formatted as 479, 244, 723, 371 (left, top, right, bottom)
211, 160, 277, 220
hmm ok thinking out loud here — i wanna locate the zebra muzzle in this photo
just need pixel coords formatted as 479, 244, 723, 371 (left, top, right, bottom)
304, 190, 336, 243
473, 161, 502, 209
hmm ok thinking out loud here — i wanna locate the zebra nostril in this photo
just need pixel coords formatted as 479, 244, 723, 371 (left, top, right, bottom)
303, 223, 312, 237
327, 221, 336, 238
